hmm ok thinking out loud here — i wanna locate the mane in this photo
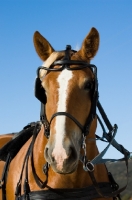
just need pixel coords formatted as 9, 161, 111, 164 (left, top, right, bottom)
39, 51, 65, 78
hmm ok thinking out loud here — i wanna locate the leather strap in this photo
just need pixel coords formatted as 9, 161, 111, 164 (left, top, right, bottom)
49, 112, 84, 131
0, 154, 11, 200
18, 182, 113, 200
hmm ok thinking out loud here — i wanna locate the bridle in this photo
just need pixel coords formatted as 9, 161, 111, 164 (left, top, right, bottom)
36, 45, 99, 138
34, 45, 131, 198
0, 45, 130, 200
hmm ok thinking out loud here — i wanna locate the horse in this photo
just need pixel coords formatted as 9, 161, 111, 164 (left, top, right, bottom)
0, 27, 129, 200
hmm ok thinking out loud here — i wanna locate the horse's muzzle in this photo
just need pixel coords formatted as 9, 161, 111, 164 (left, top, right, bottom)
44, 145, 79, 174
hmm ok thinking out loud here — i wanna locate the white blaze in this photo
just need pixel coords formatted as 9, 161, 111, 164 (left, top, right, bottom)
52, 69, 73, 170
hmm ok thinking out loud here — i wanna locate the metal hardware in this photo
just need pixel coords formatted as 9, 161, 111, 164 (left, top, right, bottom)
43, 162, 49, 175
86, 161, 94, 172
82, 134, 87, 157
0, 180, 4, 188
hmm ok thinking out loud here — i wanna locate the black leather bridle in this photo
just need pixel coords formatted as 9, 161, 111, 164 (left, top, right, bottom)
36, 45, 99, 138
0, 45, 130, 200
34, 45, 131, 199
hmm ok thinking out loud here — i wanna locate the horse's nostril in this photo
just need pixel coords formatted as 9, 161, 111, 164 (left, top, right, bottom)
44, 147, 49, 160
51, 156, 55, 162
45, 147, 55, 163
45, 147, 48, 155
68, 146, 77, 160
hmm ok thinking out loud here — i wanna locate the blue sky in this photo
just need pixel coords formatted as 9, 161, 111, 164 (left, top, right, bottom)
0, 0, 132, 159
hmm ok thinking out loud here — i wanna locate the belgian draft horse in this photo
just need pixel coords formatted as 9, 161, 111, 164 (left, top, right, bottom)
0, 28, 126, 200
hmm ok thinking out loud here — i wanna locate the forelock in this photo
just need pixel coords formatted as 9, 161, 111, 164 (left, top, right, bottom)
39, 51, 65, 78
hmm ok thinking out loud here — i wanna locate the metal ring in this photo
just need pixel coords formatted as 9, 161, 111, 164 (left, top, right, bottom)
86, 162, 94, 172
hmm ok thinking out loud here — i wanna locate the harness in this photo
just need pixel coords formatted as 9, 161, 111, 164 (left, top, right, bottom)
0, 45, 131, 200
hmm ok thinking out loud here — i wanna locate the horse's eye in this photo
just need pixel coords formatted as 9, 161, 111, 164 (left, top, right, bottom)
84, 81, 93, 90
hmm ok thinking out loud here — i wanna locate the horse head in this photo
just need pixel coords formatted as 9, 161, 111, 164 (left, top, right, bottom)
33, 28, 99, 174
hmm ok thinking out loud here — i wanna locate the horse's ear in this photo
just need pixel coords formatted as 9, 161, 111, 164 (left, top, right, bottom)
33, 31, 54, 61
79, 27, 99, 60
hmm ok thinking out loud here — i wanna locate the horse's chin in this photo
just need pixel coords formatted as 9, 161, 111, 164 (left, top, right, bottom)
50, 163, 78, 174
